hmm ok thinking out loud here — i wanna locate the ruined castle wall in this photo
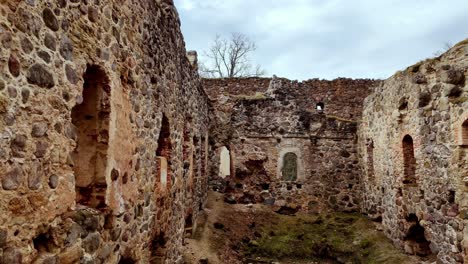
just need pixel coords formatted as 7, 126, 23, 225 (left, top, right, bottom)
0, 0, 210, 263
358, 41, 468, 263
205, 77, 379, 212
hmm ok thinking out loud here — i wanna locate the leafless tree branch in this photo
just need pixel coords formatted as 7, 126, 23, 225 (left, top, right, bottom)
200, 33, 266, 78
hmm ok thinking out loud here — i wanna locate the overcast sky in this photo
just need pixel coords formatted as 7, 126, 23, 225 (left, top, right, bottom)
174, 0, 468, 80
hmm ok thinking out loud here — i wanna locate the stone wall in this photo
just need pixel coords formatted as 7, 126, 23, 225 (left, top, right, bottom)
205, 77, 380, 213
358, 40, 468, 263
0, 0, 210, 263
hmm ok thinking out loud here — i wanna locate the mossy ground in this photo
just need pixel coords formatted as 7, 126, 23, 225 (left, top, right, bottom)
184, 192, 423, 264
244, 212, 415, 264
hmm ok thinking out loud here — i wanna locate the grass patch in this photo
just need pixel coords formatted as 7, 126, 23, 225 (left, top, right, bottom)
244, 212, 414, 263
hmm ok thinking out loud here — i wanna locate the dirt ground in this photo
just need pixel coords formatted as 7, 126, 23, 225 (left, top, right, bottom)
182, 191, 435, 264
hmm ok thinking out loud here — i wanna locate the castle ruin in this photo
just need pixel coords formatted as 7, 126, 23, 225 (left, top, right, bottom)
0, 0, 466, 263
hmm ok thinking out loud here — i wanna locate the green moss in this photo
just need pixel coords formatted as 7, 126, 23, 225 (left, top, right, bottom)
453, 38, 468, 48
233, 92, 267, 101
449, 97, 468, 104
326, 115, 360, 124
245, 212, 414, 263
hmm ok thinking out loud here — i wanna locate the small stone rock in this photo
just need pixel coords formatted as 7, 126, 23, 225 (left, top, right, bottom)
43, 8, 59, 31
83, 233, 100, 253
48, 174, 59, 189
59, 36, 74, 61
88, 7, 99, 23
58, 0, 67, 8
27, 63, 55, 88
32, 122, 48, 137
21, 88, 30, 104
65, 64, 80, 84
441, 69, 465, 85
28, 162, 43, 190
34, 141, 49, 158
20, 37, 34, 53
44, 33, 56, 50
3, 166, 23, 190
3, 247, 22, 264
11, 134, 27, 155
8, 86, 17, 98
8, 55, 20, 77
37, 50, 51, 63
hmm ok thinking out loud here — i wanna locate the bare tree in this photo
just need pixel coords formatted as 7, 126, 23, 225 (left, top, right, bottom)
433, 42, 453, 56
200, 33, 266, 78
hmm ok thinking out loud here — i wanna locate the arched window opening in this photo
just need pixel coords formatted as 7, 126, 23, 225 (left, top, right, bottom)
72, 65, 110, 209
219, 146, 231, 179
156, 115, 171, 189
367, 139, 375, 181
402, 135, 416, 185
461, 119, 468, 146
282, 152, 298, 181
316, 102, 324, 111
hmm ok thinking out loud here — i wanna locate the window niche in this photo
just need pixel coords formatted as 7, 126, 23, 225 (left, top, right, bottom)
316, 102, 324, 111
72, 65, 110, 209
402, 135, 417, 185
281, 152, 298, 181
219, 146, 231, 179
367, 139, 375, 181
156, 114, 172, 190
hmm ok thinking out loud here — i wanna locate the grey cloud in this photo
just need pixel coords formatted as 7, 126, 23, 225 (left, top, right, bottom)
175, 0, 468, 80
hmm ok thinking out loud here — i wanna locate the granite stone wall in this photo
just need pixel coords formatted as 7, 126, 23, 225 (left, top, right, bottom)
0, 0, 210, 263
358, 40, 468, 263
205, 77, 380, 213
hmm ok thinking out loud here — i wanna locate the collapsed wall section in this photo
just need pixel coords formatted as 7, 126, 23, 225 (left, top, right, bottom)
0, 0, 210, 263
358, 40, 468, 263
205, 77, 379, 212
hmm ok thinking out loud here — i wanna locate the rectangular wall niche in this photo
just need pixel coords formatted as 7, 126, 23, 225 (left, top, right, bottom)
71, 65, 111, 209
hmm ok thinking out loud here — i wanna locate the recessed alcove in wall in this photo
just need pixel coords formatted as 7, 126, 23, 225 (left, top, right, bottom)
367, 139, 375, 181
72, 65, 110, 209
150, 232, 167, 264
282, 152, 298, 181
219, 146, 231, 179
156, 114, 171, 190
404, 214, 432, 256
277, 148, 303, 182
402, 135, 417, 185
316, 102, 324, 111
461, 119, 468, 146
